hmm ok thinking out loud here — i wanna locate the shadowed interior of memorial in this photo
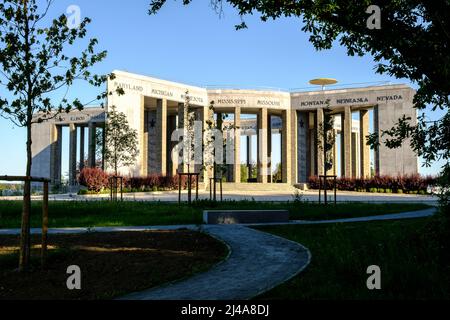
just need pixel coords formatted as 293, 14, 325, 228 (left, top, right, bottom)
30, 71, 418, 191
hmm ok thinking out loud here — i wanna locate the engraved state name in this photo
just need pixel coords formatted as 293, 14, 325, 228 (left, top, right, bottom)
299, 95, 403, 107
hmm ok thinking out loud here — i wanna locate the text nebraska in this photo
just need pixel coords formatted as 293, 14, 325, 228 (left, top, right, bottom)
336, 97, 369, 104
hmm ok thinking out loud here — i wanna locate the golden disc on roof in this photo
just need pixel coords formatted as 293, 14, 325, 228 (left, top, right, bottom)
309, 78, 338, 86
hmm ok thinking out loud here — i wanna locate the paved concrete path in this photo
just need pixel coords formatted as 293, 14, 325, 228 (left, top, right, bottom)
292, 207, 436, 225
241, 207, 438, 227
120, 225, 311, 300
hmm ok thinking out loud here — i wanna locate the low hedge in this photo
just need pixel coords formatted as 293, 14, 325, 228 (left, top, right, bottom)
78, 168, 195, 193
126, 174, 193, 192
308, 174, 436, 194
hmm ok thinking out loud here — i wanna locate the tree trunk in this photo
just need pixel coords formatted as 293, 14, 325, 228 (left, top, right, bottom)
323, 118, 328, 205
19, 121, 32, 272
114, 144, 118, 176
19, 0, 32, 272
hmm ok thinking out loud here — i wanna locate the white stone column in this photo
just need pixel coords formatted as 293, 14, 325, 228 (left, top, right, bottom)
234, 106, 241, 183
297, 111, 309, 183
216, 112, 224, 180
69, 124, 77, 185
373, 105, 380, 175
88, 123, 96, 168
316, 108, 324, 176
359, 109, 371, 178
246, 135, 253, 181
156, 98, 167, 175
257, 108, 268, 183
177, 102, 187, 173
50, 125, 62, 185
281, 109, 292, 184
343, 106, 352, 177
290, 109, 298, 184
308, 113, 315, 177
79, 126, 85, 171
167, 115, 178, 177
351, 132, 358, 177
141, 96, 148, 177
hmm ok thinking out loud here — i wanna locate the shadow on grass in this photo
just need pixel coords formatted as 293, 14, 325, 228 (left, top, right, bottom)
254, 215, 450, 299
0, 199, 432, 229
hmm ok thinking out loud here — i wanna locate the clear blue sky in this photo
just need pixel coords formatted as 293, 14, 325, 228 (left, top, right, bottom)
0, 0, 444, 176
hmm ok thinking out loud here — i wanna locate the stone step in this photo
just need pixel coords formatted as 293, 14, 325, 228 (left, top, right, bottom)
201, 182, 298, 192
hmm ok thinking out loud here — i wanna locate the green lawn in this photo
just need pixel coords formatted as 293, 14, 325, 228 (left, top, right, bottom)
254, 215, 450, 299
0, 200, 431, 229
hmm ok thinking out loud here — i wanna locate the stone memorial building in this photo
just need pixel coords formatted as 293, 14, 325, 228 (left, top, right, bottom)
31, 70, 418, 189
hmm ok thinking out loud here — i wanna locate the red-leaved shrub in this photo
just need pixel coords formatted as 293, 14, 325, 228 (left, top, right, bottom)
125, 174, 193, 191
78, 168, 109, 192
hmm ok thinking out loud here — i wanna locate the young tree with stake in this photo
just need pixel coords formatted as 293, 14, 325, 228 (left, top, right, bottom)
101, 106, 139, 176
317, 105, 336, 202
0, 0, 117, 271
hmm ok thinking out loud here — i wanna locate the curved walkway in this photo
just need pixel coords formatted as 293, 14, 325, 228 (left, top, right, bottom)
120, 225, 311, 300
241, 207, 437, 227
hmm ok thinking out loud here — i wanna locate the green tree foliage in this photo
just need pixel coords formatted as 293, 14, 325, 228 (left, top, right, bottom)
272, 162, 282, 183
317, 105, 335, 174
204, 101, 221, 182
0, 0, 114, 271
103, 107, 139, 176
182, 91, 197, 173
240, 163, 257, 182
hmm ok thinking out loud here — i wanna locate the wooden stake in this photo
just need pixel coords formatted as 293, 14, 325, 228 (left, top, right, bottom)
41, 181, 49, 269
